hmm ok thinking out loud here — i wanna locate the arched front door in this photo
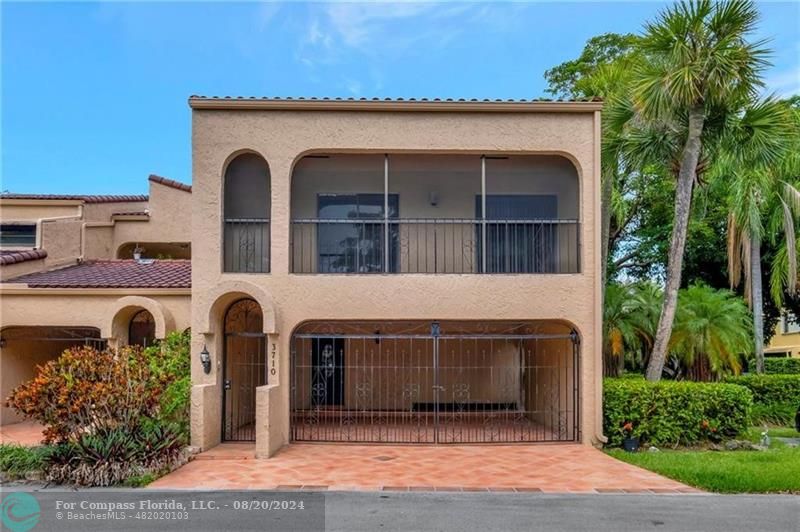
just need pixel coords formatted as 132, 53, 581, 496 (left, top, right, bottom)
129, 309, 156, 347
222, 298, 267, 441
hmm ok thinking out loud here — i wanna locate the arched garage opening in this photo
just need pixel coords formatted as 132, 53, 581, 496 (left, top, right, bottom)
290, 320, 579, 444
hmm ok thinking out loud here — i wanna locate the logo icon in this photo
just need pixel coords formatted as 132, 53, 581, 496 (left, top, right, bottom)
1, 492, 41, 532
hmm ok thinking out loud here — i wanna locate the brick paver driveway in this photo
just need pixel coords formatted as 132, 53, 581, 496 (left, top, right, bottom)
149, 443, 697, 493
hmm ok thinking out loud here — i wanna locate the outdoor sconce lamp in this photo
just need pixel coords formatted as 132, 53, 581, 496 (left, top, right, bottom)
200, 345, 212, 374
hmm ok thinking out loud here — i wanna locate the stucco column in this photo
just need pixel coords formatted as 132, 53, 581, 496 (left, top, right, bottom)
190, 331, 222, 450
268, 158, 292, 275
255, 333, 285, 458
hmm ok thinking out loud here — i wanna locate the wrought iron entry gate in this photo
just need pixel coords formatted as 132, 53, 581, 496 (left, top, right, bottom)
291, 323, 579, 444
222, 299, 268, 442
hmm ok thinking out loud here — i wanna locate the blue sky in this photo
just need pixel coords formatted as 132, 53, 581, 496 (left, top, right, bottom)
3, 1, 799, 195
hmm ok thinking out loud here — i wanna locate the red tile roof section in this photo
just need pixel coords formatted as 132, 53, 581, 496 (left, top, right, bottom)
0, 249, 47, 266
0, 193, 148, 203
148, 174, 192, 193
5, 260, 191, 288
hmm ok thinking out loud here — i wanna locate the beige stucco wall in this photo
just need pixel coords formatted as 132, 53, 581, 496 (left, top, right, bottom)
0, 289, 191, 425
190, 106, 603, 453
111, 182, 192, 257
766, 326, 800, 358
0, 259, 47, 281
0, 201, 82, 221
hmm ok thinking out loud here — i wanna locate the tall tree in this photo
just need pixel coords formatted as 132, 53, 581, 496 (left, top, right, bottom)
634, 0, 769, 381
724, 98, 798, 372
544, 34, 639, 288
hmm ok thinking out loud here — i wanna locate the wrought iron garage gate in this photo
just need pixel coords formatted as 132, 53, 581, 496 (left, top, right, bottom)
290, 323, 579, 444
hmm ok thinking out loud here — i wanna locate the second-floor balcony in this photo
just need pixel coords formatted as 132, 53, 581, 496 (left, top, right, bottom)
289, 154, 580, 275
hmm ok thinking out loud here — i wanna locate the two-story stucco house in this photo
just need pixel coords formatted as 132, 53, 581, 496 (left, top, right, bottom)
188, 96, 603, 457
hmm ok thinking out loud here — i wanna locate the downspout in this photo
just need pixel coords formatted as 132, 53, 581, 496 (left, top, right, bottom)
594, 109, 608, 446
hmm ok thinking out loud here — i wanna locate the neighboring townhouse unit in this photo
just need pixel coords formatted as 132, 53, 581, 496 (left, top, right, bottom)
189, 97, 603, 457
765, 311, 800, 358
0, 176, 192, 425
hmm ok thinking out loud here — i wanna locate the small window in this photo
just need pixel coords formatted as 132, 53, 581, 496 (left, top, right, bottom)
783, 312, 800, 334
0, 224, 36, 248
129, 309, 156, 347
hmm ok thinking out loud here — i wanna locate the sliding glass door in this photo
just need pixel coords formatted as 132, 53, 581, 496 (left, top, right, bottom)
317, 193, 399, 273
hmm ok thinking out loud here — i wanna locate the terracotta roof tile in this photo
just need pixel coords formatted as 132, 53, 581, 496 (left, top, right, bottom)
148, 174, 192, 193
188, 95, 603, 112
5, 260, 191, 288
190, 95, 602, 103
0, 193, 148, 203
0, 249, 47, 266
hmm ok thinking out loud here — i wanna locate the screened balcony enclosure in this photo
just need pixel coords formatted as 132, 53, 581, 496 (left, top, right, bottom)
291, 154, 580, 274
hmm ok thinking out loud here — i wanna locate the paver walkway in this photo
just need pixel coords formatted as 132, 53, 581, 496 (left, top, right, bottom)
0, 421, 45, 446
149, 443, 698, 493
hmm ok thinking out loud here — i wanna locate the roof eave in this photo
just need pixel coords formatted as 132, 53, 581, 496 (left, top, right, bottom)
188, 98, 603, 113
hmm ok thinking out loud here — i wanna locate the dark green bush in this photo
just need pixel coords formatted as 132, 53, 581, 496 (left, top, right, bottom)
723, 374, 800, 425
604, 379, 752, 447
763, 358, 800, 375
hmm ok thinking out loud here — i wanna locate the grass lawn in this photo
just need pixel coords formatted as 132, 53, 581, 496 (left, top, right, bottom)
607, 429, 800, 493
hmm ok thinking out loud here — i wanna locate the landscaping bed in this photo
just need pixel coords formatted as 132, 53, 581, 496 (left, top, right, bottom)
0, 331, 191, 487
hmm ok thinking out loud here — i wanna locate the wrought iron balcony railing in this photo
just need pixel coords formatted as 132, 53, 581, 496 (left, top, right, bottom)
224, 218, 270, 273
291, 218, 579, 274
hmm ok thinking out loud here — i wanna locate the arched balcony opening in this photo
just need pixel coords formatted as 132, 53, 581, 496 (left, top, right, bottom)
224, 152, 271, 273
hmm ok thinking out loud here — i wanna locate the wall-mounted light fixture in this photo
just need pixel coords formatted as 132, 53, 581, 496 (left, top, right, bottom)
200, 344, 212, 374
429, 191, 439, 207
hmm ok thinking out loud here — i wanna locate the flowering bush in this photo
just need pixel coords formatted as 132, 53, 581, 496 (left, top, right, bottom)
6, 345, 162, 444
4, 331, 192, 486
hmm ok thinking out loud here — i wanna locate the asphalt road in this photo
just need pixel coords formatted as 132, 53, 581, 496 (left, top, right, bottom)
325, 492, 800, 532
5, 488, 799, 532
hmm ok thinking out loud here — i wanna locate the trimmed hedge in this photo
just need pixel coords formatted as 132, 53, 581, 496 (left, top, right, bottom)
723, 374, 800, 425
764, 358, 800, 375
604, 379, 752, 447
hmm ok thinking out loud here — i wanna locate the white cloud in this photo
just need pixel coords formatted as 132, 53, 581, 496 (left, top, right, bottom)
293, 2, 521, 96
765, 66, 800, 98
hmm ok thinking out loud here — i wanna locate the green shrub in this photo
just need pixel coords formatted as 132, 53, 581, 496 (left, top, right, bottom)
5, 330, 191, 486
143, 330, 191, 435
763, 358, 800, 375
604, 378, 752, 447
723, 374, 800, 425
45, 424, 185, 487
0, 444, 53, 480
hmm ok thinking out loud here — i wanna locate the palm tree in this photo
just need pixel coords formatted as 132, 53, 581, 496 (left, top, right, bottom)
603, 282, 661, 376
633, 0, 769, 381
724, 99, 799, 373
669, 284, 752, 380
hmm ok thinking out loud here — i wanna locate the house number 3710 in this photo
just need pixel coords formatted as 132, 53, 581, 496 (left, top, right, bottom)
270, 343, 277, 376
